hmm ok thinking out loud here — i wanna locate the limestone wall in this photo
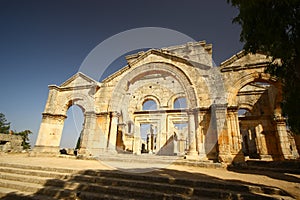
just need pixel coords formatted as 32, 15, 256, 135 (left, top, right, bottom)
0, 133, 23, 152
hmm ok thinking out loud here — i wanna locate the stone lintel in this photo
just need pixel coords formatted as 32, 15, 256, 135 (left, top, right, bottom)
134, 109, 189, 115
238, 115, 272, 121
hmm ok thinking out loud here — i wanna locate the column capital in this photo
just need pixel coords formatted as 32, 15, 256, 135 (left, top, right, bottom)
211, 103, 228, 111
187, 109, 197, 115
111, 111, 121, 117
42, 112, 67, 120
227, 106, 239, 112
274, 115, 287, 124
85, 111, 97, 117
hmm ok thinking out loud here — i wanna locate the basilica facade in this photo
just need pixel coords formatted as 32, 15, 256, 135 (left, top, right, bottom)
33, 41, 299, 163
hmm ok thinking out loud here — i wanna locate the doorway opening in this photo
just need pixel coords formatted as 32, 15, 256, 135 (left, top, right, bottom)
60, 105, 84, 155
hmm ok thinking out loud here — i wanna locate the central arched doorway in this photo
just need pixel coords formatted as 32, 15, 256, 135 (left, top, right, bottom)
109, 62, 198, 156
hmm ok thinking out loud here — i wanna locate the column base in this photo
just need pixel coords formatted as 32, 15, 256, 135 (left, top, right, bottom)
186, 151, 199, 160
218, 154, 233, 164
106, 149, 118, 154
231, 152, 245, 164
33, 145, 60, 152
199, 153, 209, 160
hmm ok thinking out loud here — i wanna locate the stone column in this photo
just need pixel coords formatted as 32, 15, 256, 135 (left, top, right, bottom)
275, 116, 298, 159
198, 110, 208, 159
133, 121, 141, 155
157, 113, 167, 152
107, 111, 120, 153
79, 111, 97, 156
212, 104, 232, 163
34, 113, 66, 155
227, 107, 244, 163
186, 109, 198, 160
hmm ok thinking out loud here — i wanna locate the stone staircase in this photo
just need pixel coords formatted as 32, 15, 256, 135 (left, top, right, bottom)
0, 162, 295, 200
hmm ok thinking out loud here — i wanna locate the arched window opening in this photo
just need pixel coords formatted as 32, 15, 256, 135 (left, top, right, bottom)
174, 97, 187, 109
142, 99, 157, 110
60, 105, 84, 154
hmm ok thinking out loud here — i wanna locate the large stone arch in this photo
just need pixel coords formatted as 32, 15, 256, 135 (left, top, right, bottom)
109, 62, 198, 112
227, 71, 280, 107
34, 84, 96, 155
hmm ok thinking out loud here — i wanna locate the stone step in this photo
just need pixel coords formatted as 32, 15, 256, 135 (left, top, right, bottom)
0, 172, 51, 185
0, 162, 77, 174
79, 169, 289, 197
0, 186, 19, 198
0, 179, 130, 200
0, 163, 294, 200
0, 179, 42, 193
96, 154, 224, 168
0, 175, 189, 200
0, 166, 70, 179
0, 168, 287, 200
0, 186, 55, 200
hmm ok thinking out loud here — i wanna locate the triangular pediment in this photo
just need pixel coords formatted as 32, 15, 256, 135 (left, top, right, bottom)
102, 44, 213, 83
220, 51, 272, 72
102, 49, 193, 83
126, 49, 193, 68
60, 72, 97, 88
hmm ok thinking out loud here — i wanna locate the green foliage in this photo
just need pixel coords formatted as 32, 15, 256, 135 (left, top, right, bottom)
15, 130, 32, 150
0, 113, 10, 134
228, 0, 300, 134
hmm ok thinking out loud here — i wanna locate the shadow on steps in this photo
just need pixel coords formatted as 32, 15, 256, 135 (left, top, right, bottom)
0, 166, 296, 200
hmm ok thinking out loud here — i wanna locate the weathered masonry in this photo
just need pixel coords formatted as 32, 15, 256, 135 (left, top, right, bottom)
33, 41, 299, 163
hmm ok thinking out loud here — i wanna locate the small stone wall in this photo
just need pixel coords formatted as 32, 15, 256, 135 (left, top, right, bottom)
0, 133, 23, 152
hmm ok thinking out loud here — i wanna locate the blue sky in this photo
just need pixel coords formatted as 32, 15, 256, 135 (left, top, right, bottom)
0, 0, 242, 148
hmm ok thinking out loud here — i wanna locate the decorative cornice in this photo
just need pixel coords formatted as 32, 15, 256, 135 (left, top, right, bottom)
111, 111, 121, 117
42, 113, 67, 119
220, 62, 270, 72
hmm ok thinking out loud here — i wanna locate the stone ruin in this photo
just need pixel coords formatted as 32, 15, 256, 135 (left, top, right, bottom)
33, 41, 300, 164
0, 133, 23, 153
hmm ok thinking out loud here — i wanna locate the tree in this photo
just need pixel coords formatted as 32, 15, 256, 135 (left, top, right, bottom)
228, 0, 300, 134
15, 130, 32, 150
0, 113, 10, 134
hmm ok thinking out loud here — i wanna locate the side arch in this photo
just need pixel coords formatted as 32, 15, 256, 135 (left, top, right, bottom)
34, 87, 96, 155
227, 71, 280, 107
